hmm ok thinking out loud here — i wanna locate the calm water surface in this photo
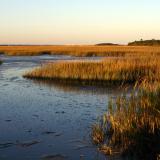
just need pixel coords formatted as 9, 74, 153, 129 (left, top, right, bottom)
0, 55, 124, 160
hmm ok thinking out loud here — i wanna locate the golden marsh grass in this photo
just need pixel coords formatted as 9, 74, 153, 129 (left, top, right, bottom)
1, 45, 160, 57
24, 57, 160, 84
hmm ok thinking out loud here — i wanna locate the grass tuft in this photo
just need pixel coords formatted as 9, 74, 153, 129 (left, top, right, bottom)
92, 83, 160, 159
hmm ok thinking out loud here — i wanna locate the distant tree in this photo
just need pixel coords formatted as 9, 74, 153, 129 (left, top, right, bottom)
128, 39, 160, 46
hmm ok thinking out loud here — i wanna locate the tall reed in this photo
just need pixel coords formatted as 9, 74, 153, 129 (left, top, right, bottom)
92, 82, 160, 159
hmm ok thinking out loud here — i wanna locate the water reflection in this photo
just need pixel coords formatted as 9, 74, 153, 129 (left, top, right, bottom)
30, 79, 129, 96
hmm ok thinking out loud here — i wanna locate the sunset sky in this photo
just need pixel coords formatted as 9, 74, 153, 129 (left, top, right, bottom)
0, 0, 160, 44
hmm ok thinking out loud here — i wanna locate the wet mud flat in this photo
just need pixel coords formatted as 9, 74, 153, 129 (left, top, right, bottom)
0, 55, 124, 160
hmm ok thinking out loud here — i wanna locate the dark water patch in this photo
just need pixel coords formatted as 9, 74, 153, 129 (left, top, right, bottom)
25, 76, 134, 89
16, 140, 40, 147
0, 143, 14, 149
41, 154, 68, 160
2, 84, 9, 87
32, 114, 39, 118
5, 120, 12, 122
42, 131, 56, 135
54, 133, 63, 137
74, 144, 92, 150
29, 79, 129, 96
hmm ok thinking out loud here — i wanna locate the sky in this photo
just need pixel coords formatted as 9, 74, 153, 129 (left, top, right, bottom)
0, 0, 160, 44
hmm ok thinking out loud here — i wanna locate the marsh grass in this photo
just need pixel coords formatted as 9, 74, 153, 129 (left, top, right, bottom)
24, 57, 160, 84
1, 45, 160, 57
92, 82, 160, 159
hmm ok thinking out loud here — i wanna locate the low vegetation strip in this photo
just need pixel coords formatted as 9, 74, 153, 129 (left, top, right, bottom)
0, 60, 2, 65
0, 45, 160, 57
24, 57, 160, 84
128, 39, 160, 46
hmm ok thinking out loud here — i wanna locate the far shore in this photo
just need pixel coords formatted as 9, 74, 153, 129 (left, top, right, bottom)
0, 45, 160, 57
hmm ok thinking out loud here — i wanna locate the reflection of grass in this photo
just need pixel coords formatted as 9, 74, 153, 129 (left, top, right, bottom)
30, 79, 126, 95
0, 45, 160, 57
0, 60, 2, 65
92, 83, 160, 159
24, 57, 160, 84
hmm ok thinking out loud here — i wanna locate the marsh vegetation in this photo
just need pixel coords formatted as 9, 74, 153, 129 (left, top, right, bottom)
92, 82, 160, 159
0, 45, 160, 57
24, 56, 160, 85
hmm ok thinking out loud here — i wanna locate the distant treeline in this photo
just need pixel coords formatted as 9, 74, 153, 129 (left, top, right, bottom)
128, 39, 160, 46
95, 43, 119, 46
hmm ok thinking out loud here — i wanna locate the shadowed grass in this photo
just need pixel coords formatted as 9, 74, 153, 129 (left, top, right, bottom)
92, 82, 160, 159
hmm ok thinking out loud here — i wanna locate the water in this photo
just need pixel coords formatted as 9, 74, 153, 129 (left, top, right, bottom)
0, 55, 123, 160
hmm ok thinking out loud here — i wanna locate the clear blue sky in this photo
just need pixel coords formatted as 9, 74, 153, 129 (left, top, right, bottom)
0, 0, 160, 44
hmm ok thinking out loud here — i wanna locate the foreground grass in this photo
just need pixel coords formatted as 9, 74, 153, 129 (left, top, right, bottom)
92, 83, 160, 159
0, 45, 160, 57
24, 57, 160, 84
